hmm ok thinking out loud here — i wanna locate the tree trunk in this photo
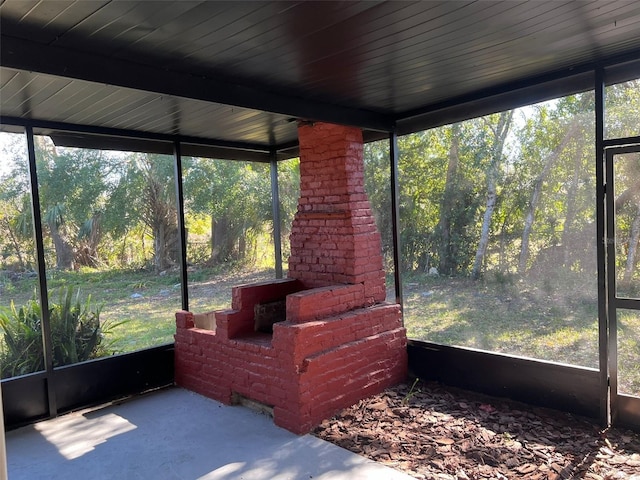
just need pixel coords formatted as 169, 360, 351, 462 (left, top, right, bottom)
211, 216, 235, 264
86, 213, 102, 264
615, 181, 640, 213
623, 200, 640, 285
471, 111, 513, 280
437, 123, 461, 275
120, 230, 130, 265
472, 180, 497, 279
498, 216, 510, 272
154, 222, 166, 271
562, 142, 583, 267
75, 212, 102, 268
139, 159, 178, 272
209, 216, 216, 263
166, 225, 178, 267
152, 218, 178, 272
518, 123, 578, 274
238, 228, 247, 260
518, 180, 543, 274
0, 216, 26, 270
49, 222, 74, 270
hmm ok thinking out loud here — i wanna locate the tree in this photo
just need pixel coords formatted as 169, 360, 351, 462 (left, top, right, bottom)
137, 155, 179, 272
363, 140, 392, 264
368, 124, 484, 275
517, 111, 580, 274
44, 203, 75, 270
34, 138, 111, 270
605, 79, 640, 139
615, 154, 640, 287
441, 126, 486, 275
0, 136, 34, 270
623, 201, 640, 285
397, 130, 449, 272
183, 157, 272, 265
471, 111, 513, 279
276, 158, 301, 262
75, 211, 103, 268
435, 123, 461, 275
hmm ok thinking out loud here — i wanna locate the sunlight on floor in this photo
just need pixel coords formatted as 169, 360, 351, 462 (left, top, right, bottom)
34, 412, 136, 460
198, 462, 246, 479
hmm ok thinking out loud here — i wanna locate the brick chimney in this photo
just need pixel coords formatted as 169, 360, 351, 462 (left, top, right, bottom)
289, 122, 386, 304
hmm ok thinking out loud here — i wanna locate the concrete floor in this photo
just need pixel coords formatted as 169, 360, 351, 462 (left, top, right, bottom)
6, 387, 414, 480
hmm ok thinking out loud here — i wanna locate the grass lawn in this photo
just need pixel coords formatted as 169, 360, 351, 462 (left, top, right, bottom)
402, 273, 640, 396
1, 267, 638, 395
0, 267, 273, 355
403, 275, 600, 367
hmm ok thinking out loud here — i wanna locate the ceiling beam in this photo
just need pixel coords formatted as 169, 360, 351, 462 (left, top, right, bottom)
1, 35, 394, 133
0, 116, 270, 151
0, 116, 278, 162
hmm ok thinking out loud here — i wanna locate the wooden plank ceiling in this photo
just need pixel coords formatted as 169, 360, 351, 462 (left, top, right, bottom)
1, 0, 640, 158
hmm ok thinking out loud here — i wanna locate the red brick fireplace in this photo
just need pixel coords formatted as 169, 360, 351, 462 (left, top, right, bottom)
174, 122, 407, 434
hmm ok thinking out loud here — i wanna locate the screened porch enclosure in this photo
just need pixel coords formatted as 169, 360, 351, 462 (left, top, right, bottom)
2, 1, 640, 436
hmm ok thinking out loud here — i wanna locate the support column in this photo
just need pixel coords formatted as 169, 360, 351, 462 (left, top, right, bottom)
270, 152, 283, 279
26, 126, 56, 416
595, 69, 609, 428
174, 141, 189, 311
389, 130, 403, 308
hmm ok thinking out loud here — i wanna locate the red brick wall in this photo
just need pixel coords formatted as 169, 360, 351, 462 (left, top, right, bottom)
175, 300, 407, 434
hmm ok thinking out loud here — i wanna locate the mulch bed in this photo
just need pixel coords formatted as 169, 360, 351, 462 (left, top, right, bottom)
313, 380, 640, 480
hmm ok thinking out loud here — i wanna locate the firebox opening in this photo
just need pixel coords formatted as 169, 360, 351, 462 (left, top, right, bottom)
254, 299, 287, 334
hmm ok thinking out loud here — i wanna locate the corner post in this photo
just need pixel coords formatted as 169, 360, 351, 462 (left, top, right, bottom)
389, 129, 403, 309
270, 151, 283, 279
26, 125, 57, 416
174, 141, 189, 311
595, 68, 609, 427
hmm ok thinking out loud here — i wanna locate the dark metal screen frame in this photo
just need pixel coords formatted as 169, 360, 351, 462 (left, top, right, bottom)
270, 153, 284, 279
25, 126, 57, 416
595, 70, 609, 427
174, 141, 189, 311
389, 130, 403, 307
605, 143, 640, 429
3, 62, 640, 432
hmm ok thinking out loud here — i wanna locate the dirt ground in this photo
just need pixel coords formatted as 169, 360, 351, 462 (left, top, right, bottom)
313, 380, 640, 480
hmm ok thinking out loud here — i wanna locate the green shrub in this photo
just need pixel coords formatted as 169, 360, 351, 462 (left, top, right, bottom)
0, 298, 42, 378
0, 286, 117, 379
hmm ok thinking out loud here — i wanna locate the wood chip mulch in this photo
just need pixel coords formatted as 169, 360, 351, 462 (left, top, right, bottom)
313, 380, 640, 480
